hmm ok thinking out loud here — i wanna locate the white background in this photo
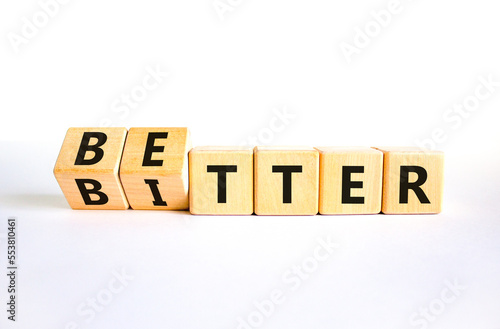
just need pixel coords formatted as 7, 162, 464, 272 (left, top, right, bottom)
1, 0, 500, 328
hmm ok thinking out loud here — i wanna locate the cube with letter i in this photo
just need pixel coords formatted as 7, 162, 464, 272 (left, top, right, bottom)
374, 147, 444, 214
254, 146, 319, 215
189, 146, 253, 215
119, 127, 191, 210
53, 127, 129, 209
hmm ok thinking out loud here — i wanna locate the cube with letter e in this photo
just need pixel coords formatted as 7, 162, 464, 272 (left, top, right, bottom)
316, 147, 383, 214
119, 127, 191, 210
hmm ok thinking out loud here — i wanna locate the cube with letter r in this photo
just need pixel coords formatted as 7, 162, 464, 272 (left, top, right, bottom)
375, 147, 444, 214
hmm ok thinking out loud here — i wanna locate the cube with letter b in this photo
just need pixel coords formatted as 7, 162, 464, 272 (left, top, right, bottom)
374, 147, 444, 214
119, 127, 191, 210
254, 146, 319, 215
53, 127, 129, 209
189, 146, 253, 215
316, 147, 383, 214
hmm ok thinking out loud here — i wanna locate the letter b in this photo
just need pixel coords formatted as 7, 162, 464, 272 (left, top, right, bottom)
74, 132, 107, 165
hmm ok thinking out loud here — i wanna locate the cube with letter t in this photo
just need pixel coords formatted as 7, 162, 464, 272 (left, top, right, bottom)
254, 146, 319, 215
119, 127, 191, 210
53, 127, 129, 209
375, 147, 444, 214
189, 146, 253, 215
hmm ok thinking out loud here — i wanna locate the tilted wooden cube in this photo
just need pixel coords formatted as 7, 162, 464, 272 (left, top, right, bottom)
53, 127, 129, 209
119, 127, 191, 210
189, 146, 253, 215
254, 146, 319, 215
374, 147, 444, 214
316, 147, 383, 214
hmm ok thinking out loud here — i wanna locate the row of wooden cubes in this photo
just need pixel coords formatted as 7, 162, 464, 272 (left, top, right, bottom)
54, 127, 444, 215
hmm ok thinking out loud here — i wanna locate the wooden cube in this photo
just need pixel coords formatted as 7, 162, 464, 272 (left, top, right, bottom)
189, 146, 253, 215
374, 147, 444, 214
254, 146, 319, 215
119, 127, 191, 210
53, 127, 129, 209
315, 147, 383, 214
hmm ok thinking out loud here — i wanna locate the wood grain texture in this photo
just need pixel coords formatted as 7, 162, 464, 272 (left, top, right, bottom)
119, 127, 191, 210
254, 146, 319, 215
374, 147, 444, 214
53, 127, 129, 209
316, 147, 383, 214
189, 146, 253, 215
